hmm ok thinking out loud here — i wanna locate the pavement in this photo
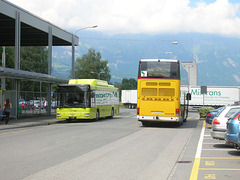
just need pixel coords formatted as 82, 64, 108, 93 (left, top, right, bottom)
0, 107, 129, 131
0, 115, 65, 130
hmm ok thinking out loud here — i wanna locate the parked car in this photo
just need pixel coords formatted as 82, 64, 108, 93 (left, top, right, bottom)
19, 99, 25, 108
206, 107, 224, 124
42, 101, 48, 109
18, 99, 30, 109
211, 105, 240, 140
236, 115, 240, 149
225, 111, 240, 147
51, 101, 59, 109
30, 100, 41, 109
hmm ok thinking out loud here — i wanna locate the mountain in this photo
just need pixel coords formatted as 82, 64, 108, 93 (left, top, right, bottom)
52, 32, 240, 86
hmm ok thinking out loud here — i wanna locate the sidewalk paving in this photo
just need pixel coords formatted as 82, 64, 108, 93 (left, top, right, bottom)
0, 115, 65, 130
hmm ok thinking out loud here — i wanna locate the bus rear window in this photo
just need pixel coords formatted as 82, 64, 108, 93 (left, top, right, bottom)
142, 88, 157, 96
138, 61, 179, 79
159, 88, 175, 97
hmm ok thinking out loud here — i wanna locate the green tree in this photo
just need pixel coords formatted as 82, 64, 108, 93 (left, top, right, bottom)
1, 46, 49, 91
21, 46, 48, 74
0, 46, 15, 68
74, 48, 111, 82
20, 46, 48, 92
120, 78, 137, 91
118, 78, 137, 101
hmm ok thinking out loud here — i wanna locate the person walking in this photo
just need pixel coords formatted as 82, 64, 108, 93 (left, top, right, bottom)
3, 98, 12, 124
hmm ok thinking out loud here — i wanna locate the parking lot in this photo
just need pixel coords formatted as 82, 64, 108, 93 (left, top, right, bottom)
191, 122, 240, 180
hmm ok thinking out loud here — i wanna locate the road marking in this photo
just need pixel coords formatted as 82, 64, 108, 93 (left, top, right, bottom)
202, 143, 218, 144
0, 132, 10, 136
202, 149, 232, 151
201, 157, 240, 159
200, 168, 240, 171
190, 121, 205, 180
0, 129, 34, 136
205, 161, 215, 166
204, 174, 216, 179
11, 129, 34, 134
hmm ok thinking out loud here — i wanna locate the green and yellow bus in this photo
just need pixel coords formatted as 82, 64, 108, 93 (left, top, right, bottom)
137, 59, 187, 126
55, 79, 119, 122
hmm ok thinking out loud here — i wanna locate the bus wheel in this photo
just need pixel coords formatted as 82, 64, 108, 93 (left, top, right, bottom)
111, 108, 114, 118
176, 121, 183, 127
141, 121, 148, 126
96, 110, 100, 121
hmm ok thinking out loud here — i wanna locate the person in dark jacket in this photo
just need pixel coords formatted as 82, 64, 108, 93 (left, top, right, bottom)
3, 99, 12, 124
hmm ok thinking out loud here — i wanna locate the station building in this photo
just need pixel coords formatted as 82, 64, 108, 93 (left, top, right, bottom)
0, 0, 78, 118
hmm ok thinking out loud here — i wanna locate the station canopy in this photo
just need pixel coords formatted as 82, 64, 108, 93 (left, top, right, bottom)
0, 0, 78, 84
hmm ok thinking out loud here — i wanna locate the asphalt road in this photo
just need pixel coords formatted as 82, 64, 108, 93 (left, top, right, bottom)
0, 108, 201, 180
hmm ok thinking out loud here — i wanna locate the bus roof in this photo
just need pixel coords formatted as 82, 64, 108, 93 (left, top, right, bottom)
68, 79, 108, 86
140, 59, 178, 63
68, 79, 118, 91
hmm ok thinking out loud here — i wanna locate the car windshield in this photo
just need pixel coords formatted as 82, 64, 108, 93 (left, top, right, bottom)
215, 106, 226, 117
225, 108, 240, 118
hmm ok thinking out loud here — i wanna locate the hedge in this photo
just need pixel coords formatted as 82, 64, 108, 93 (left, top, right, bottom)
199, 107, 215, 118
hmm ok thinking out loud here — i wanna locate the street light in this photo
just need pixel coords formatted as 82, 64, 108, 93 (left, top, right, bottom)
72, 25, 98, 79
74, 25, 98, 35
91, 71, 104, 80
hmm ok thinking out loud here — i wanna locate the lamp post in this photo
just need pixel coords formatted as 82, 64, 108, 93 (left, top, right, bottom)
74, 25, 98, 35
72, 25, 98, 79
91, 71, 104, 80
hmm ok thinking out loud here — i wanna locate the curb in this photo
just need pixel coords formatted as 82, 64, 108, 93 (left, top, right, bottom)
0, 119, 66, 131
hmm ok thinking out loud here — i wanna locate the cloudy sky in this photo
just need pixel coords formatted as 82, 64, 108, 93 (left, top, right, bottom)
8, 0, 240, 36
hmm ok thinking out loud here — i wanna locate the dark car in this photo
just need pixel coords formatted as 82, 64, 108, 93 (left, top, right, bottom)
206, 107, 224, 124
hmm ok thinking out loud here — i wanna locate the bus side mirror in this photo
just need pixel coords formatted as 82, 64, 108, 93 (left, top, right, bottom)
186, 93, 191, 100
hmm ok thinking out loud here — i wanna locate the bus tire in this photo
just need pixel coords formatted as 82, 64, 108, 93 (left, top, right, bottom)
111, 108, 114, 118
96, 110, 100, 121
141, 121, 148, 126
176, 121, 183, 127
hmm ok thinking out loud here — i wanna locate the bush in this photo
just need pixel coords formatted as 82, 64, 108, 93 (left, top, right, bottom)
199, 107, 215, 118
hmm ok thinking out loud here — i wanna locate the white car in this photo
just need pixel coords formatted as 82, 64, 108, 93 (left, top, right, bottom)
211, 105, 240, 140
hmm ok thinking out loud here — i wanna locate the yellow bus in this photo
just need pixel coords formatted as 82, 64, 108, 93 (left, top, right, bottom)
137, 59, 186, 126
55, 79, 119, 122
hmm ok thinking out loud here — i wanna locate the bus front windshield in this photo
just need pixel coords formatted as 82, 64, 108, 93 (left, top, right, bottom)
138, 61, 180, 79
57, 85, 91, 108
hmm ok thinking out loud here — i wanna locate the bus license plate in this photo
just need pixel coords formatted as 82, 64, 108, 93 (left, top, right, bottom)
153, 111, 162, 114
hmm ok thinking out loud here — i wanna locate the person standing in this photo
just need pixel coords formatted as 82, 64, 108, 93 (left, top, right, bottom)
3, 98, 12, 124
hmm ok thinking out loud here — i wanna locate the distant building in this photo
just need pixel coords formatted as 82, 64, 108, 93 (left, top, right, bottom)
182, 62, 198, 86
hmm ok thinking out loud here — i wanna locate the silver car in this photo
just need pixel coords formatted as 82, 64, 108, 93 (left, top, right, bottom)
211, 105, 240, 140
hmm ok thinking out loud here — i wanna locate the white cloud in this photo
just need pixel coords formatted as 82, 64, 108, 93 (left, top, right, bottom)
227, 58, 237, 67
233, 74, 240, 82
8, 0, 240, 35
